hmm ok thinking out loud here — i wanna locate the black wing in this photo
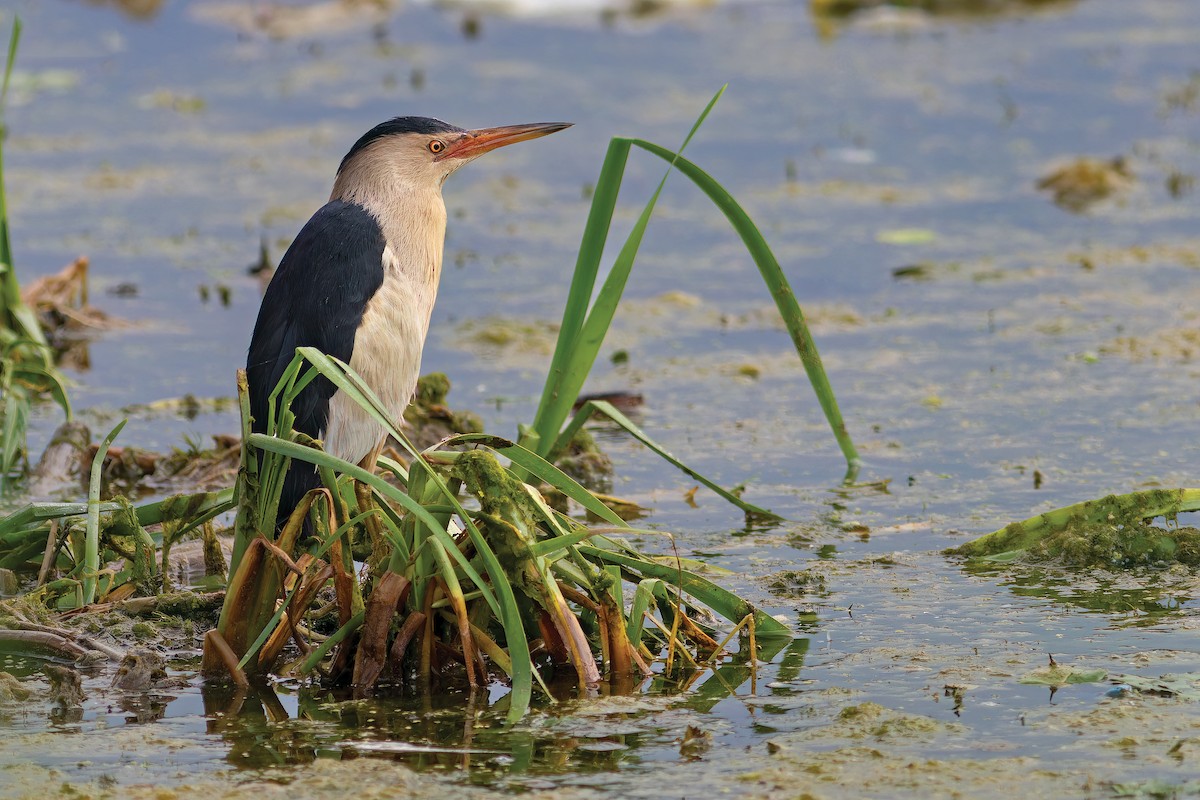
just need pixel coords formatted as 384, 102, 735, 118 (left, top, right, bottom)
246, 200, 386, 521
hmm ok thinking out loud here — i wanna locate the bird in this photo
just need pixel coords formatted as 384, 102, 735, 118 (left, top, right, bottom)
246, 116, 571, 526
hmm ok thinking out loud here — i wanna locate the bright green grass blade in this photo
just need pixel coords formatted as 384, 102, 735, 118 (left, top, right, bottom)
529, 527, 597, 558
526, 138, 630, 450
294, 347, 403, 445
627, 577, 664, 645
626, 139, 860, 475
521, 483, 575, 543
576, 543, 790, 638
433, 504, 532, 720
297, 610, 365, 676
4, 304, 51, 351
82, 419, 126, 605
0, 17, 20, 276
0, 381, 27, 484
293, 347, 442, 472
0, 19, 73, 493
265, 352, 311, 437
528, 87, 726, 458
0, 17, 19, 109
375, 455, 410, 486
15, 358, 70, 416
1, 21, 61, 361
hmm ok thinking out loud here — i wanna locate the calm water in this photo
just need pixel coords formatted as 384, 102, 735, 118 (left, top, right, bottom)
2, 0, 1199, 795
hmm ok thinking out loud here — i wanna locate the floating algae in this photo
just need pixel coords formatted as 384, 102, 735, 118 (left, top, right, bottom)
948, 489, 1200, 567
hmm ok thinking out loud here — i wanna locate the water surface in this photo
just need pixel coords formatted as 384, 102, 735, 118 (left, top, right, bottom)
2, 0, 1200, 796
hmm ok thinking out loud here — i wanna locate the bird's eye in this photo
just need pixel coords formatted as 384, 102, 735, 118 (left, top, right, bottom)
428, 140, 445, 154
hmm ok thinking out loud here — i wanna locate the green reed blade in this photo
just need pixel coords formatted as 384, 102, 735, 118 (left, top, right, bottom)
626, 139, 860, 476
82, 420, 126, 605
527, 87, 726, 459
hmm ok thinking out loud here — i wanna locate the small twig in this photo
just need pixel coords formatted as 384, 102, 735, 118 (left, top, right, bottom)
642, 613, 702, 670
697, 613, 752, 670
36, 520, 60, 587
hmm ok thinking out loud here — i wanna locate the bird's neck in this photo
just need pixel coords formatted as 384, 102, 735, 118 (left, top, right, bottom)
332, 176, 447, 300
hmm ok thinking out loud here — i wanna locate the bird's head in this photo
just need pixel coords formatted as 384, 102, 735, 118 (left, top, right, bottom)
334, 116, 571, 197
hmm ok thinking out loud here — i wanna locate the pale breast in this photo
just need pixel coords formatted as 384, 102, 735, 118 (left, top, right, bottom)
323, 245, 438, 466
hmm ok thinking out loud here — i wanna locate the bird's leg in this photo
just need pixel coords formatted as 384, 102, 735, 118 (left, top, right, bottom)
359, 438, 387, 473
355, 439, 389, 566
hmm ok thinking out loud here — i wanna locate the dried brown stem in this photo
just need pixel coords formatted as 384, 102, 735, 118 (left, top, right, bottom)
202, 629, 249, 688
259, 558, 333, 671
557, 581, 602, 614
352, 571, 410, 697
436, 576, 479, 689
259, 538, 305, 578
545, 594, 601, 690
388, 611, 427, 678
677, 610, 721, 654
37, 520, 59, 587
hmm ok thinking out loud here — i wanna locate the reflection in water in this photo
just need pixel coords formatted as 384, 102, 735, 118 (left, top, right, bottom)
201, 678, 636, 773
116, 690, 172, 723
196, 635, 798, 777
966, 562, 1197, 626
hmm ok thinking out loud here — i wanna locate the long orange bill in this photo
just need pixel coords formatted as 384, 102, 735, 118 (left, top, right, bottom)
437, 121, 572, 161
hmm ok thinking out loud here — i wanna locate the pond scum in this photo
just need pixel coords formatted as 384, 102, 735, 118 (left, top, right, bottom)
0, 51, 869, 721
